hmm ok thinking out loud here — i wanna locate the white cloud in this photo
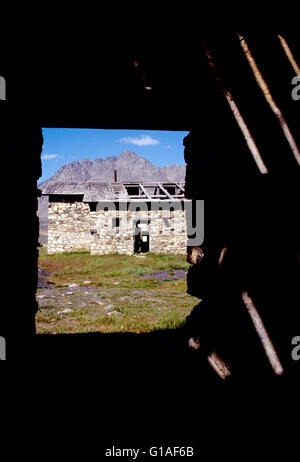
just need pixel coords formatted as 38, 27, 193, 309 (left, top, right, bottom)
42, 154, 58, 160
119, 134, 160, 146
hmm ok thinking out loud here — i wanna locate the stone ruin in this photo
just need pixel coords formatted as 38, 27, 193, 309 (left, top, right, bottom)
42, 181, 188, 255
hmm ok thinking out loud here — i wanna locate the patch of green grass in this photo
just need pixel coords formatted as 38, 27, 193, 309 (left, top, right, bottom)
36, 249, 197, 335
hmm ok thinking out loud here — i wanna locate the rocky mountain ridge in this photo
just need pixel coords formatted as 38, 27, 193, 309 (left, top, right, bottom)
40, 150, 186, 188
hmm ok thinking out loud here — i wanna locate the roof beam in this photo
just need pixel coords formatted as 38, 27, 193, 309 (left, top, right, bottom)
157, 183, 178, 200
139, 183, 152, 200
175, 183, 185, 193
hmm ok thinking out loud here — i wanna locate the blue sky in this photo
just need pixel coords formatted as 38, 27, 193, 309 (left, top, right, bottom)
40, 128, 189, 182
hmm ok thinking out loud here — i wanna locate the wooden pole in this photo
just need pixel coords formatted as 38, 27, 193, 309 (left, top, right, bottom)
277, 34, 300, 76
200, 39, 268, 174
241, 291, 284, 376
237, 33, 300, 167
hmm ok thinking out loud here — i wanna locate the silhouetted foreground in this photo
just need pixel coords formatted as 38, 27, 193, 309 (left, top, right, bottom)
2, 327, 291, 441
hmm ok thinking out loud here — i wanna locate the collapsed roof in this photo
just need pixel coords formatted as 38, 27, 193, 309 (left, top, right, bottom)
42, 181, 185, 202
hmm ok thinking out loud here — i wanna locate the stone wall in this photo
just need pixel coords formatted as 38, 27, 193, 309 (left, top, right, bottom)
48, 202, 91, 253
90, 209, 135, 255
47, 201, 187, 255
149, 209, 187, 255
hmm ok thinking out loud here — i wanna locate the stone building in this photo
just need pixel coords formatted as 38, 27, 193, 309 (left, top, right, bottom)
42, 181, 189, 255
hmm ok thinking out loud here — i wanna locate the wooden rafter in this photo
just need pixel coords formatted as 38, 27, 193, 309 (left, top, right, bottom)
175, 183, 185, 193
139, 183, 152, 200
157, 183, 178, 200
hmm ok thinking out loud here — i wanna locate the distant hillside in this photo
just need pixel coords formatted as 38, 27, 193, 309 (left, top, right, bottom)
37, 150, 186, 244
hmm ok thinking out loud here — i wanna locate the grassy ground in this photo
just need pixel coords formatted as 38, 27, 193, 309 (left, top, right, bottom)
36, 249, 198, 335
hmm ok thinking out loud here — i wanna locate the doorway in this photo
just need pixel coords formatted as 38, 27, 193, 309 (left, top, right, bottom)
134, 219, 150, 254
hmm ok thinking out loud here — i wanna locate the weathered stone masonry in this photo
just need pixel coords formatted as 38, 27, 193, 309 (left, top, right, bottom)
45, 182, 188, 255
48, 202, 91, 254
48, 202, 187, 255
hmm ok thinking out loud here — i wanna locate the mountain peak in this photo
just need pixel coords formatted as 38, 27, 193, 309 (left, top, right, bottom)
40, 151, 186, 186
119, 150, 139, 158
